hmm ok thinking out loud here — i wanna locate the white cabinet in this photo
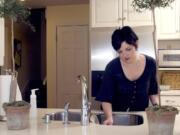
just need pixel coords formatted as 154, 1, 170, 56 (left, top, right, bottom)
156, 0, 180, 39
90, 0, 120, 27
0, 18, 4, 66
161, 96, 180, 107
90, 0, 153, 28
123, 1, 153, 27
160, 90, 180, 107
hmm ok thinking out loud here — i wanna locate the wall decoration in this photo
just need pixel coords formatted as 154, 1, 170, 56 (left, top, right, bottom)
14, 39, 22, 69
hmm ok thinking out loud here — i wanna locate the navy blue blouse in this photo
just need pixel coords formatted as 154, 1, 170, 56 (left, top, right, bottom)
95, 55, 158, 111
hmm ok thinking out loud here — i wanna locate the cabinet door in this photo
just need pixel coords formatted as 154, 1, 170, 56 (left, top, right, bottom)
90, 0, 122, 27
161, 95, 180, 107
123, 0, 153, 27
0, 18, 4, 66
156, 0, 180, 39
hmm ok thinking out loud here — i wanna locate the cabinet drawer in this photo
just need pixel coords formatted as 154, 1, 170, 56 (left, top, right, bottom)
161, 96, 180, 106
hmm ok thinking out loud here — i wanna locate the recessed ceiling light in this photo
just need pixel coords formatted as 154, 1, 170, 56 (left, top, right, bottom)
20, 0, 25, 2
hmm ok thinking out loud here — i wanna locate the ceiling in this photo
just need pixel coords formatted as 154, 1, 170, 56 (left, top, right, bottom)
23, 0, 89, 9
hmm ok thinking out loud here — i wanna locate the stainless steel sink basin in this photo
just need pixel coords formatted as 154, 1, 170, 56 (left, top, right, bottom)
96, 114, 143, 126
48, 111, 81, 121
45, 112, 143, 126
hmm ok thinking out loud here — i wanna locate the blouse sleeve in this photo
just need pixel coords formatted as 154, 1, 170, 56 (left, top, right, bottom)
95, 65, 115, 103
148, 59, 158, 95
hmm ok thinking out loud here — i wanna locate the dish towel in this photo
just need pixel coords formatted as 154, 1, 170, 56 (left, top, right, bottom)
0, 75, 22, 116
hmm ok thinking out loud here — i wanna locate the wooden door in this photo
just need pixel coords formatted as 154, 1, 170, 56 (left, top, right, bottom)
56, 25, 89, 108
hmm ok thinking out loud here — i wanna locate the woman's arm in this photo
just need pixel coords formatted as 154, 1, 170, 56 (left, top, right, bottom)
102, 102, 113, 125
150, 94, 159, 105
148, 58, 159, 106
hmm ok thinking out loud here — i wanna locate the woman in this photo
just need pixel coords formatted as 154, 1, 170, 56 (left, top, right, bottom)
95, 26, 159, 125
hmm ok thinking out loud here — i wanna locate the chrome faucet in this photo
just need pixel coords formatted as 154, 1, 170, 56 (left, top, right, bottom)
77, 75, 91, 126
63, 102, 70, 125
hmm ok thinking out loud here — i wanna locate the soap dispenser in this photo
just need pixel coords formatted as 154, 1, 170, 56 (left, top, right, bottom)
30, 88, 38, 119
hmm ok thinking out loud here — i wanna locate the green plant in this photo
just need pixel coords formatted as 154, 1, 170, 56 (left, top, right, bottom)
0, 0, 35, 72
132, 0, 175, 107
132, 0, 175, 11
3, 100, 30, 108
3, 100, 31, 130
132, 0, 175, 62
0, 0, 35, 102
147, 105, 179, 116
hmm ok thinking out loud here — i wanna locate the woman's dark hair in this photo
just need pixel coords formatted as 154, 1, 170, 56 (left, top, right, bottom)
111, 26, 138, 51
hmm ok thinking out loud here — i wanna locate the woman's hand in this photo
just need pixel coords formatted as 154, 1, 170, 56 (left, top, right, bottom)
103, 117, 113, 125
102, 102, 113, 125
150, 94, 159, 105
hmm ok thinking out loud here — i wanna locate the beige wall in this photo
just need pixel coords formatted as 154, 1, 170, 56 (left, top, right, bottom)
46, 4, 89, 108
4, 19, 37, 95
0, 18, 5, 66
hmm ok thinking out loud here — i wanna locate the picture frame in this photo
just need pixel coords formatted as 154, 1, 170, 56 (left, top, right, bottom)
14, 39, 22, 69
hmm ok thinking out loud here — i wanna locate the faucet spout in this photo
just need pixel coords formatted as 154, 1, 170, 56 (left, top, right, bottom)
77, 75, 88, 108
76, 75, 91, 126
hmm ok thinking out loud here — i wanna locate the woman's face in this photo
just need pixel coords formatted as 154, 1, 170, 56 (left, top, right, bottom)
117, 41, 137, 64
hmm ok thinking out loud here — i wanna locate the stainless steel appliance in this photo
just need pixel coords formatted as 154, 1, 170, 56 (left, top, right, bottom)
159, 50, 180, 67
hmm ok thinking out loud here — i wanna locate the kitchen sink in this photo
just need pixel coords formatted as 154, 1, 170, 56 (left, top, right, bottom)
45, 112, 143, 126
96, 113, 144, 126
48, 111, 81, 121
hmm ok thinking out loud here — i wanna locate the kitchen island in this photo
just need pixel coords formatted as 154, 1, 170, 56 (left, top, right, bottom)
0, 108, 180, 135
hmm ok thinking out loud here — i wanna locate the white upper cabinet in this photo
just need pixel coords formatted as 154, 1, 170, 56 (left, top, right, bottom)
90, 0, 121, 27
156, 0, 180, 39
0, 18, 4, 66
90, 0, 153, 28
123, 0, 153, 27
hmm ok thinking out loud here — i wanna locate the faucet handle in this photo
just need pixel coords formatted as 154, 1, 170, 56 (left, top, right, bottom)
87, 102, 91, 111
64, 102, 70, 112
76, 75, 86, 83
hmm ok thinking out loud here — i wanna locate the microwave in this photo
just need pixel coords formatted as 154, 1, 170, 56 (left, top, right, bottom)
159, 50, 180, 67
